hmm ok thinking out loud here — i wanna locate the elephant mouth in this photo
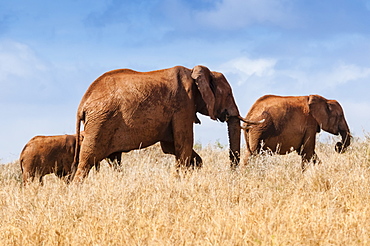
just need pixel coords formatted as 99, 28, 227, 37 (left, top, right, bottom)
335, 130, 351, 153
218, 109, 229, 122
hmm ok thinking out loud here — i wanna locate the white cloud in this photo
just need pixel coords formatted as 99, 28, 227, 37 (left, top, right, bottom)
0, 40, 56, 102
0, 40, 47, 81
220, 56, 277, 85
322, 63, 370, 87
194, 0, 294, 30
219, 55, 370, 93
281, 61, 370, 91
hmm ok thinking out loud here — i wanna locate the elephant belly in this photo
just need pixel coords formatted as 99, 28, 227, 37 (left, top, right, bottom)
263, 136, 302, 155
110, 123, 171, 152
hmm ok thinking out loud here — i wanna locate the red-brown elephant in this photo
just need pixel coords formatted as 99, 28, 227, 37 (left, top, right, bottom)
242, 94, 351, 171
72, 65, 261, 182
20, 134, 121, 184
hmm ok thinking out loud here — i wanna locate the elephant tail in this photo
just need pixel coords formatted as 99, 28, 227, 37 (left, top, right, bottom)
72, 109, 84, 178
19, 157, 24, 174
19, 144, 29, 174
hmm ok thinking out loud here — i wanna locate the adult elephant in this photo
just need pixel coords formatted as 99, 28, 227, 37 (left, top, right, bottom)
20, 134, 121, 184
72, 65, 259, 182
242, 94, 351, 171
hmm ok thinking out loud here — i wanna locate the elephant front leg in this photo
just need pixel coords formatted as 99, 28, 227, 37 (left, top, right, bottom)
171, 116, 195, 169
175, 149, 193, 170
191, 151, 202, 168
301, 152, 321, 172
299, 135, 321, 172
106, 152, 123, 170
160, 141, 202, 168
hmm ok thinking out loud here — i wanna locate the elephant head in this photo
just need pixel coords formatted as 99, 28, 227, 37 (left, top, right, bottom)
191, 65, 241, 166
308, 95, 351, 153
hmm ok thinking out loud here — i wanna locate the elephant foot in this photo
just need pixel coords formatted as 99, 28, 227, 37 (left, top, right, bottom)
190, 156, 203, 169
72, 168, 90, 183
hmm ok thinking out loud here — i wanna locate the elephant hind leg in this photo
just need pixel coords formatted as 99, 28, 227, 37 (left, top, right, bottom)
242, 138, 253, 166
73, 128, 115, 182
73, 147, 106, 183
22, 172, 34, 185
21, 165, 40, 185
73, 159, 93, 183
242, 131, 262, 166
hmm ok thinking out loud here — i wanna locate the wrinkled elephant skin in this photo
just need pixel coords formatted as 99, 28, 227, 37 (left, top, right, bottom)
20, 134, 121, 184
243, 94, 351, 171
72, 65, 256, 182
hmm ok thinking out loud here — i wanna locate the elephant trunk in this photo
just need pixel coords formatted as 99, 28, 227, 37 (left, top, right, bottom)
227, 116, 241, 168
335, 129, 351, 153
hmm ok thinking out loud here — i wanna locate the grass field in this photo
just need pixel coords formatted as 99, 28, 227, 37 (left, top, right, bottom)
1, 137, 370, 245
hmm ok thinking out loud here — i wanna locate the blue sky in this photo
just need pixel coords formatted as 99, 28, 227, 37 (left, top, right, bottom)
1, 0, 370, 163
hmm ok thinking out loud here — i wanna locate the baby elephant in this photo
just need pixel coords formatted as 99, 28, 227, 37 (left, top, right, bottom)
20, 134, 121, 184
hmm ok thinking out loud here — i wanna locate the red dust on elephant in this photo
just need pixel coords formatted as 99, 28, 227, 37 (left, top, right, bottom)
72, 65, 261, 182
242, 94, 351, 171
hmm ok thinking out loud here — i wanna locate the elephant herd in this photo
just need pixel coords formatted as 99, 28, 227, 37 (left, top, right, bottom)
19, 65, 351, 184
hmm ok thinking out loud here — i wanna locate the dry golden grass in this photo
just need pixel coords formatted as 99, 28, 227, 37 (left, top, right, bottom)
1, 138, 370, 245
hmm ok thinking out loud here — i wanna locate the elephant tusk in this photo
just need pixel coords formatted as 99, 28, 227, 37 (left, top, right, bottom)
238, 116, 265, 125
194, 114, 201, 124
240, 124, 261, 130
240, 125, 250, 130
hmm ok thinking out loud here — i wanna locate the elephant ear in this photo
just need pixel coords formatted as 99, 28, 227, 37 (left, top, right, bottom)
79, 131, 85, 143
191, 65, 216, 120
308, 95, 329, 129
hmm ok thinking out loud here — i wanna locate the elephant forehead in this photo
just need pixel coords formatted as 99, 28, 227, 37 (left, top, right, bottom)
327, 100, 343, 111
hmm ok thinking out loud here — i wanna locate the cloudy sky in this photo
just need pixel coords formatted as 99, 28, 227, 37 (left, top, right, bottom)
1, 0, 370, 163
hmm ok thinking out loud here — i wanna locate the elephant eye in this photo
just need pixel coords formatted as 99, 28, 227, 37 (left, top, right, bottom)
326, 104, 332, 112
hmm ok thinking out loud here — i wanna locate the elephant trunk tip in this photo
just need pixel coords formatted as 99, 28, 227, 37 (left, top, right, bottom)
335, 131, 351, 153
229, 150, 240, 168
335, 142, 344, 153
